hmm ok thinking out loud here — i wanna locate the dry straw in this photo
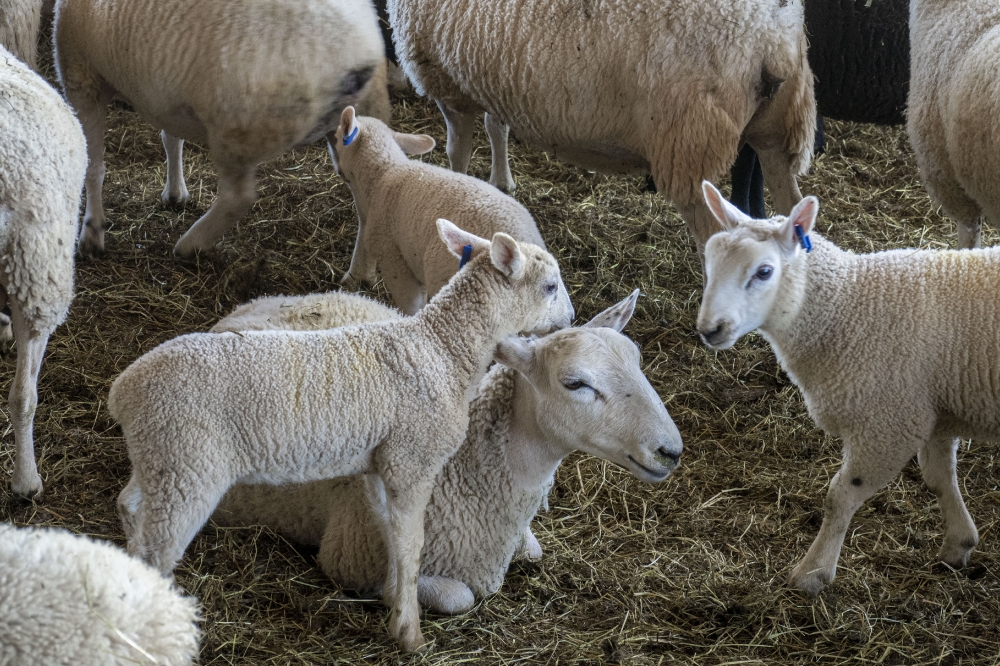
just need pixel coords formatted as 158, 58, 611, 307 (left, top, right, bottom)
2, 43, 998, 665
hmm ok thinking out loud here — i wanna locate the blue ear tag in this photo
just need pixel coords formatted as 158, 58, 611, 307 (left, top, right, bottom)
459, 244, 473, 269
794, 224, 812, 253
343, 126, 359, 146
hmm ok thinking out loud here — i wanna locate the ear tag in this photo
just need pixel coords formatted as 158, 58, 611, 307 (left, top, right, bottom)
343, 126, 359, 146
458, 244, 473, 269
794, 224, 812, 253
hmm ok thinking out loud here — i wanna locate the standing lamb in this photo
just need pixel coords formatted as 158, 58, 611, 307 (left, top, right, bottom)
0, 524, 200, 666
0, 0, 42, 69
331, 107, 546, 314
210, 290, 682, 613
907, 0, 1000, 249
0, 46, 86, 498
696, 180, 1000, 596
54, 0, 388, 257
112, 220, 573, 651
387, 0, 815, 252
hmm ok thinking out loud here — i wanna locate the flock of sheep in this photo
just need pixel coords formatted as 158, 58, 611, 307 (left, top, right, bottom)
1, 0, 999, 662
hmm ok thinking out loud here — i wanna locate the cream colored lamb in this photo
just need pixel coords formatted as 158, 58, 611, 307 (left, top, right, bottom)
54, 0, 388, 257
696, 180, 1000, 596
0, 524, 199, 666
111, 221, 573, 651
907, 0, 1000, 249
0, 0, 42, 69
210, 289, 682, 613
0, 46, 86, 498
331, 107, 546, 314
388, 0, 815, 252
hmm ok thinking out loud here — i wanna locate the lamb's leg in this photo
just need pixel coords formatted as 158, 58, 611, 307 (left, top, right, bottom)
65, 81, 114, 257
919, 436, 978, 567
173, 162, 257, 257
379, 248, 426, 315
161, 131, 190, 206
676, 200, 724, 260
788, 441, 916, 595
341, 211, 377, 290
435, 101, 476, 175
484, 112, 515, 193
417, 576, 474, 614
7, 304, 49, 498
753, 144, 803, 216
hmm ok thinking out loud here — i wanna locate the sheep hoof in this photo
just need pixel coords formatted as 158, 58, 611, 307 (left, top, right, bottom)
161, 188, 190, 208
787, 561, 832, 597
489, 176, 516, 194
12, 471, 43, 500
939, 538, 977, 568
172, 238, 213, 261
78, 222, 106, 259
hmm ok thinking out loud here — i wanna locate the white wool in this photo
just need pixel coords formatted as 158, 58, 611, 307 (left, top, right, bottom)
0, 0, 42, 69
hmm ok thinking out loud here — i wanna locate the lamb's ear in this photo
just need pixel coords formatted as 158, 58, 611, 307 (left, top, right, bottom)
393, 132, 435, 155
494, 336, 537, 378
702, 180, 748, 230
437, 219, 490, 260
777, 196, 819, 253
337, 106, 359, 146
585, 289, 639, 332
490, 232, 525, 279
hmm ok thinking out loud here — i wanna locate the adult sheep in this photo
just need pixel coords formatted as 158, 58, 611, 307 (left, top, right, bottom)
0, 525, 200, 666
908, 0, 1000, 249
0, 0, 43, 69
0, 45, 86, 498
209, 290, 682, 614
54, 0, 388, 258
387, 0, 816, 253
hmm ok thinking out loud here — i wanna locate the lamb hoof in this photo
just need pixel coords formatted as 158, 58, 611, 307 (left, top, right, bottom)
161, 188, 190, 207
489, 177, 516, 194
12, 471, 43, 499
939, 537, 977, 569
78, 222, 105, 258
788, 561, 832, 596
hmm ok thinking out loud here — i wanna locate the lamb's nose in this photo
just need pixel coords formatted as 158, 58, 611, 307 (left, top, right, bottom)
699, 322, 726, 345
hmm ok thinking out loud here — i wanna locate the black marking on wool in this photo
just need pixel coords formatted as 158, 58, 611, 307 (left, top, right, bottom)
340, 66, 376, 98
758, 68, 784, 102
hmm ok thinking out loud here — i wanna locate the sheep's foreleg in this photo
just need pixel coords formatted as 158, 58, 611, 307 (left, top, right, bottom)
676, 199, 723, 262
484, 112, 515, 193
435, 101, 476, 175
161, 131, 190, 206
788, 441, 916, 596
919, 436, 978, 567
173, 162, 257, 257
753, 144, 803, 217
7, 304, 48, 498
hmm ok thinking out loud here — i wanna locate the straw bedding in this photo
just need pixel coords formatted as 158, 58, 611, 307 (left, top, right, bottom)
2, 45, 999, 665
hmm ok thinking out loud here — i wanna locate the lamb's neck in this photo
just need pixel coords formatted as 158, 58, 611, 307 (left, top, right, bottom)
349, 145, 404, 208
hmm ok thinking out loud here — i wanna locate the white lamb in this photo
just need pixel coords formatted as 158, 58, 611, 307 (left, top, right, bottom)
331, 107, 546, 314
111, 220, 573, 651
696, 180, 1000, 596
0, 0, 42, 69
210, 289, 682, 613
0, 46, 86, 498
54, 0, 388, 257
387, 0, 816, 252
0, 524, 199, 666
907, 0, 1000, 249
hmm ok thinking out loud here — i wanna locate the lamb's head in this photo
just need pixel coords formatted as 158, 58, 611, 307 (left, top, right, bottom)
697, 180, 818, 350
328, 106, 435, 183
436, 219, 574, 336
496, 291, 682, 482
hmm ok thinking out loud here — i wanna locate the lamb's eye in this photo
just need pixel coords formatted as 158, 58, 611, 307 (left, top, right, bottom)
545, 283, 557, 295
563, 379, 588, 391
754, 266, 773, 281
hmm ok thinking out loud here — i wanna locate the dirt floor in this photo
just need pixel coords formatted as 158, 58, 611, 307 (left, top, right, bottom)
2, 52, 1000, 665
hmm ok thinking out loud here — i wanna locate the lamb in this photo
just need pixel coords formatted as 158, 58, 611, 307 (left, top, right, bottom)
907, 0, 1000, 249
0, 524, 199, 666
54, 0, 388, 257
111, 220, 574, 651
330, 107, 546, 314
695, 180, 1000, 596
387, 0, 816, 252
0, 46, 87, 497
0, 0, 43, 69
209, 289, 682, 613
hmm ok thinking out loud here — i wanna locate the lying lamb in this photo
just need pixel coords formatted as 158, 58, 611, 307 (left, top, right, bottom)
387, 0, 815, 252
696, 180, 1000, 595
908, 0, 1000, 249
0, 45, 87, 497
331, 107, 545, 314
112, 220, 573, 651
210, 289, 682, 613
54, 0, 387, 257
0, 524, 199, 666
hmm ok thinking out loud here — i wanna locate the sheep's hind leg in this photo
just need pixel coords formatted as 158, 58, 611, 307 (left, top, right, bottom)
65, 81, 114, 256
173, 161, 257, 258
484, 112, 515, 193
435, 101, 476, 175
789, 439, 917, 596
919, 436, 978, 567
6, 304, 49, 498
161, 131, 190, 206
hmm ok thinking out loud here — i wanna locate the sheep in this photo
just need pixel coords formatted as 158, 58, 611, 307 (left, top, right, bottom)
0, 0, 42, 69
209, 289, 682, 613
0, 524, 199, 666
209, 290, 403, 336
386, 0, 815, 254
695, 180, 1000, 596
907, 0, 1000, 250
330, 107, 546, 314
54, 0, 388, 258
0, 46, 87, 498
111, 220, 574, 651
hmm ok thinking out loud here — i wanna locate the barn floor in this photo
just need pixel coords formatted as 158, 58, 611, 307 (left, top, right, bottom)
2, 56, 1000, 664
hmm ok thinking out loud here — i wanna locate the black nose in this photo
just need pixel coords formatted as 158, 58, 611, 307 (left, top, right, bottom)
699, 323, 726, 345
657, 446, 680, 463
